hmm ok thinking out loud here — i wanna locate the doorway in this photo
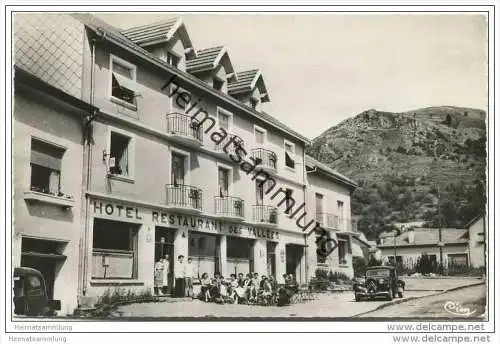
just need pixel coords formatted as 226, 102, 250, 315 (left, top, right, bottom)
266, 242, 277, 278
155, 227, 176, 294
286, 244, 304, 283
20, 237, 67, 299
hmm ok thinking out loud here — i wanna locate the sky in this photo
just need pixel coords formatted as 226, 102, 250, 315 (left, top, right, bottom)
96, 13, 487, 139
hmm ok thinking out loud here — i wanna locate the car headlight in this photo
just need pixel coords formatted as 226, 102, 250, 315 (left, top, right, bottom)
378, 279, 385, 284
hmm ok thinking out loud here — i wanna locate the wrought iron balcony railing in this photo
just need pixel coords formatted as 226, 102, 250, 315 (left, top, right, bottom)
165, 184, 203, 211
253, 205, 278, 225
165, 113, 203, 143
251, 148, 278, 172
214, 196, 245, 219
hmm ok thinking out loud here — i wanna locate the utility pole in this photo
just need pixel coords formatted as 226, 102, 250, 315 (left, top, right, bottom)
434, 140, 444, 273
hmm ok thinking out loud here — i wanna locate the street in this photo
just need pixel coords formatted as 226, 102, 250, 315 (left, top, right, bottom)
357, 283, 486, 319
110, 291, 431, 319
110, 278, 484, 319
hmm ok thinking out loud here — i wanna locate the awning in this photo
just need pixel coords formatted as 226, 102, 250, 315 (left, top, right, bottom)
112, 73, 138, 93
21, 252, 67, 260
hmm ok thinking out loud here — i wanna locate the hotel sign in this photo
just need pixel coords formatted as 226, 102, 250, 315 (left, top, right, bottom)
92, 200, 279, 241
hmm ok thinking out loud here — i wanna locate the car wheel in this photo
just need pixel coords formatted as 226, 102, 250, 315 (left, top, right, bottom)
355, 295, 360, 302
387, 289, 393, 301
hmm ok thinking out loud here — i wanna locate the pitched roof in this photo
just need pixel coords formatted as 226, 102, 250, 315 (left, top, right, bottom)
305, 155, 358, 190
120, 17, 187, 47
228, 69, 270, 102
378, 228, 469, 248
465, 213, 485, 228
70, 13, 310, 144
185, 46, 232, 74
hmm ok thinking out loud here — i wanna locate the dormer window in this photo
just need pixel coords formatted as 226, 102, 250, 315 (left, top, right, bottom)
250, 97, 259, 109
166, 51, 180, 68
213, 78, 224, 91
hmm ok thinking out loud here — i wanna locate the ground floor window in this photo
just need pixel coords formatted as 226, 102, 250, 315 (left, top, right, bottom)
448, 253, 468, 267
92, 219, 139, 279
227, 237, 254, 277
189, 232, 219, 278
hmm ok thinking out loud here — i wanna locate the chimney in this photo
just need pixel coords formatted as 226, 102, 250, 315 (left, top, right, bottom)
407, 228, 415, 244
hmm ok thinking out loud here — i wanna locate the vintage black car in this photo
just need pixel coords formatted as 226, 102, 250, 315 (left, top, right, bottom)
353, 266, 405, 301
13, 267, 61, 316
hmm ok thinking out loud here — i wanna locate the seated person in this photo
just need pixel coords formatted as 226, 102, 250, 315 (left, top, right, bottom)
199, 273, 211, 302
259, 276, 273, 301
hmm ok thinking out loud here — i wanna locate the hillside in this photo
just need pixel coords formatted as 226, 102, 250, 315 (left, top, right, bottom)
307, 106, 487, 240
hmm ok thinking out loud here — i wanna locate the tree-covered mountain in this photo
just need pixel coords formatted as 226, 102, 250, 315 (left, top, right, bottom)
307, 106, 487, 240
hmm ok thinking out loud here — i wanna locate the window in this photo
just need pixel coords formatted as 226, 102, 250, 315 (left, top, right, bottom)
172, 153, 186, 186
284, 141, 295, 169
250, 97, 259, 109
388, 256, 403, 266
448, 253, 468, 267
338, 240, 347, 265
166, 51, 180, 68
30, 138, 65, 195
110, 55, 137, 106
218, 110, 230, 131
315, 193, 324, 215
218, 167, 230, 197
337, 201, 344, 219
92, 219, 139, 279
25, 276, 43, 297
285, 188, 294, 214
213, 78, 224, 91
109, 132, 132, 177
256, 181, 264, 205
254, 126, 266, 145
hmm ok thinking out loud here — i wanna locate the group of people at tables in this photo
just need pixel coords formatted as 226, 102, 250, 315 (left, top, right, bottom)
198, 272, 299, 306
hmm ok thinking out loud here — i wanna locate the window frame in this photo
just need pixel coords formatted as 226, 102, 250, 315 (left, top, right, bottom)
253, 125, 267, 146
91, 219, 139, 280
107, 127, 135, 182
216, 162, 233, 196
165, 50, 181, 68
283, 139, 296, 171
29, 137, 66, 195
216, 107, 233, 132
315, 192, 324, 215
170, 147, 191, 186
109, 54, 138, 110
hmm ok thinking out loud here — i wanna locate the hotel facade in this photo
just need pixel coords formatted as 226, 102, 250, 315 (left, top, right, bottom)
13, 13, 360, 314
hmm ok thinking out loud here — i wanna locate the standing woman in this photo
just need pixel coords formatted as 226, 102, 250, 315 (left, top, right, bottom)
154, 258, 164, 296
160, 254, 170, 295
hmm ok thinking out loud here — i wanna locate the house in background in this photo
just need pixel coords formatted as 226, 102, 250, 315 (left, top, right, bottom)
378, 214, 486, 270
467, 214, 486, 268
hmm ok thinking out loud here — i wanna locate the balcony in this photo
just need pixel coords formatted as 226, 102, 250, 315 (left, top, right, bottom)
251, 148, 278, 175
252, 205, 278, 226
165, 113, 203, 147
165, 184, 203, 213
316, 213, 357, 234
214, 196, 245, 221
212, 133, 245, 162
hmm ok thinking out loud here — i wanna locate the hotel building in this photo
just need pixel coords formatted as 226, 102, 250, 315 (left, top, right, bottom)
13, 13, 359, 314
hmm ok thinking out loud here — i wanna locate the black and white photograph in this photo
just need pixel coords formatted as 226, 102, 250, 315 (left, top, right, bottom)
1, 2, 497, 343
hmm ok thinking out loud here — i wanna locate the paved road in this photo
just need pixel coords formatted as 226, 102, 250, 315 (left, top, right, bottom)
113, 290, 433, 319
357, 283, 486, 319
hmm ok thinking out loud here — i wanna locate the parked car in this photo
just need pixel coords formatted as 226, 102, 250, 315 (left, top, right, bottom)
353, 266, 405, 301
13, 267, 61, 316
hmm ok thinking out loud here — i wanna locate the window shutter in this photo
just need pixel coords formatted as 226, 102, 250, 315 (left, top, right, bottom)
30, 140, 64, 170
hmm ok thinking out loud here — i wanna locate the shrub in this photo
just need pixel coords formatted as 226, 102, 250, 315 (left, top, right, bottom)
352, 256, 367, 277
92, 288, 157, 317
328, 271, 352, 284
